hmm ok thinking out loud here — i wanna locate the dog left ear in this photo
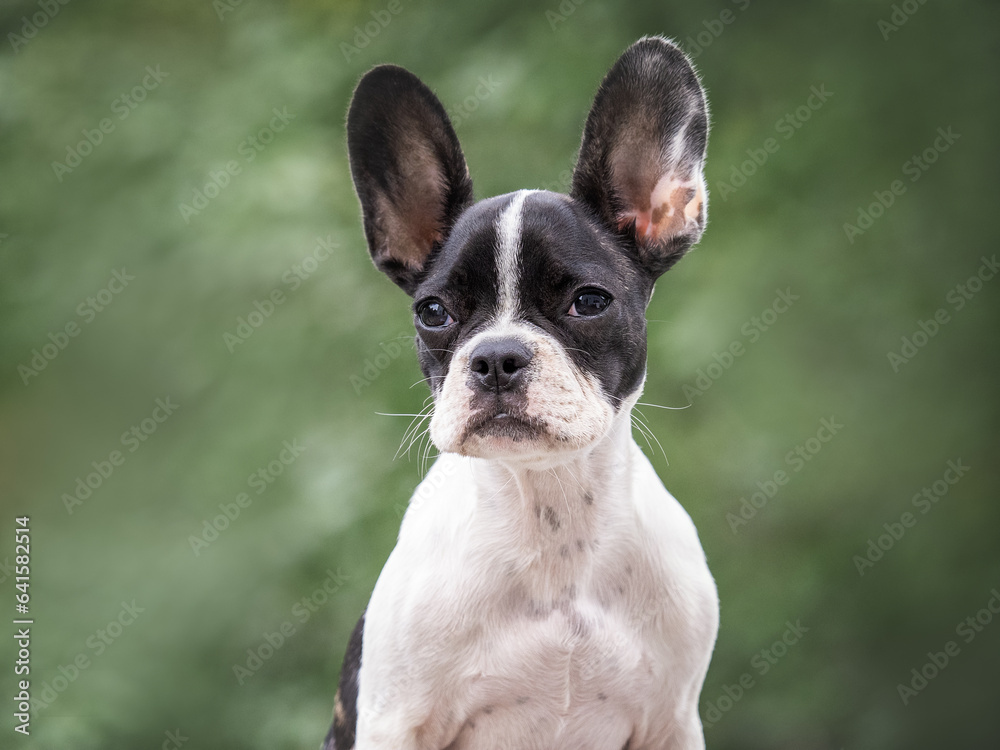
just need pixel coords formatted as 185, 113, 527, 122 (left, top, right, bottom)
571, 37, 709, 277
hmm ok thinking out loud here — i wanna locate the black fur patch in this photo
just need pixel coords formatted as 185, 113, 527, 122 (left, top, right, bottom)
323, 611, 365, 750
412, 191, 654, 408
347, 66, 473, 295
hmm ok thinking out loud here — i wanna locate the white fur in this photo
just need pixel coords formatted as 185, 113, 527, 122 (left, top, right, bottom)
493, 190, 537, 322
357, 407, 719, 749
429, 320, 612, 459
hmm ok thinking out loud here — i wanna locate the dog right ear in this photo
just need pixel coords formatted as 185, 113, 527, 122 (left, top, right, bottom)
347, 65, 474, 295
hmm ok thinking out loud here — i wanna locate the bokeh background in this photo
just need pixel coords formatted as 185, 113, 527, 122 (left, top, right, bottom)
2, 0, 998, 748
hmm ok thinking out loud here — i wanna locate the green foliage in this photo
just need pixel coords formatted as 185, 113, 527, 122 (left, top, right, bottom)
1, 0, 998, 747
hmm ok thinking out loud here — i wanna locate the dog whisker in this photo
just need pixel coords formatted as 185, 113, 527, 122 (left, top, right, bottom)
631, 410, 668, 464
392, 404, 436, 461
635, 400, 690, 411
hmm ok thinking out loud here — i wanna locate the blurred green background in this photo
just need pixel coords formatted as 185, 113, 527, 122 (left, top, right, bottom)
2, 0, 998, 747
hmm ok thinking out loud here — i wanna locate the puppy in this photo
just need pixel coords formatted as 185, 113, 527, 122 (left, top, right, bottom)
325, 36, 718, 750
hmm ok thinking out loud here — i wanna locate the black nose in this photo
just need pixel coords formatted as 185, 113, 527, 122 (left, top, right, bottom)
469, 338, 533, 392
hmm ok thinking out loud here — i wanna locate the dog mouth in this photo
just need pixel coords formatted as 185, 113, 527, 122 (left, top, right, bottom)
462, 408, 545, 443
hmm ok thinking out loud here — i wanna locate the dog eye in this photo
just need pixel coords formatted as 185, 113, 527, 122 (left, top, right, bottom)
568, 289, 612, 317
416, 299, 455, 328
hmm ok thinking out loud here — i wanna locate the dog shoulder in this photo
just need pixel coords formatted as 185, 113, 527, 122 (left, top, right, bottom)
628, 441, 719, 628
630, 442, 706, 553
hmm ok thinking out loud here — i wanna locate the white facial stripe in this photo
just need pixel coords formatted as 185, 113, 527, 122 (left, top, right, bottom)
494, 190, 537, 321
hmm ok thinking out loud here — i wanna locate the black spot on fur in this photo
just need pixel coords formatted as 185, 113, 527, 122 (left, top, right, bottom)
543, 506, 561, 531
527, 599, 550, 619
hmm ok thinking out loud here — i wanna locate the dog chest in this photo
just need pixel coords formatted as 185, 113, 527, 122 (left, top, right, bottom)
442, 588, 654, 750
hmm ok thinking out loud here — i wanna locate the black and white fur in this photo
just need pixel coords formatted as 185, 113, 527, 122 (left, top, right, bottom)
325, 37, 718, 750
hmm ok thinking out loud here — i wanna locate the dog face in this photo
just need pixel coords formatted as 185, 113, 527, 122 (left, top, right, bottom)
408, 190, 649, 460
347, 37, 708, 462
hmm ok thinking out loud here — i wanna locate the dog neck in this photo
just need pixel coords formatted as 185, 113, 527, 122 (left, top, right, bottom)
466, 408, 637, 599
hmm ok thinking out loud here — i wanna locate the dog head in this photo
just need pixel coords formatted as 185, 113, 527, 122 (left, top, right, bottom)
346, 37, 708, 462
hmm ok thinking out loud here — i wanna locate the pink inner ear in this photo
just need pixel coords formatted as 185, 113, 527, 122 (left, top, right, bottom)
618, 172, 705, 246
375, 139, 449, 270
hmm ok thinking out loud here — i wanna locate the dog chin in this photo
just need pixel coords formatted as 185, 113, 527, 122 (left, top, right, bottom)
439, 413, 595, 460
